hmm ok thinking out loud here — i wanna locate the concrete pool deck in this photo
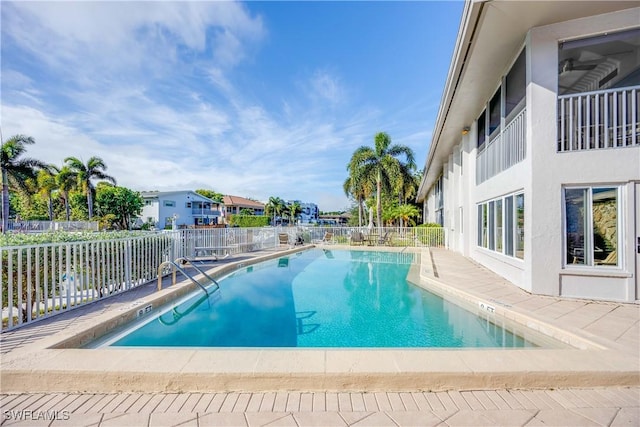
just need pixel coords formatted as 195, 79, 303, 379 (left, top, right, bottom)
1, 245, 638, 425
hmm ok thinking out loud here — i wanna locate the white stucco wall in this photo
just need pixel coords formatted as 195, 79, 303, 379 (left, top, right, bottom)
423, 7, 639, 302
527, 9, 639, 301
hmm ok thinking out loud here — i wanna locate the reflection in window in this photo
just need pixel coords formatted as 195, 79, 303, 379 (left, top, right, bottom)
488, 201, 495, 250
505, 49, 526, 118
477, 110, 486, 150
565, 187, 618, 267
565, 188, 587, 265
496, 199, 503, 253
489, 89, 501, 136
505, 196, 514, 256
592, 188, 618, 266
482, 204, 488, 248
515, 194, 524, 259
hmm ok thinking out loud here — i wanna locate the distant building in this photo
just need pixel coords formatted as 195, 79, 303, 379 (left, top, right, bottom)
288, 200, 319, 223
223, 195, 265, 216
318, 213, 350, 226
139, 191, 224, 229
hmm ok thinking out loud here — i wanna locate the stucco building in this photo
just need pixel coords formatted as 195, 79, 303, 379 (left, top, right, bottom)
417, 1, 639, 302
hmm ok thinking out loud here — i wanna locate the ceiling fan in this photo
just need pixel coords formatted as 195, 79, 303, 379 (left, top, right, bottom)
558, 57, 606, 74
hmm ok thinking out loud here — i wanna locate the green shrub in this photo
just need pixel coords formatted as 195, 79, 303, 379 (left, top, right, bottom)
228, 215, 270, 228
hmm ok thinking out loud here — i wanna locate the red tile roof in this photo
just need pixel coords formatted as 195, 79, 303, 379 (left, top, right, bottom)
222, 195, 265, 209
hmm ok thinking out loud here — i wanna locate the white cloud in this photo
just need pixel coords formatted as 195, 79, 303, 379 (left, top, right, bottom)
0, 1, 432, 212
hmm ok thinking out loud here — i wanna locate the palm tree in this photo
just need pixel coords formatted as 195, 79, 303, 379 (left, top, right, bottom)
390, 204, 421, 227
343, 165, 375, 227
1, 135, 46, 232
348, 132, 416, 230
56, 166, 77, 221
288, 201, 302, 225
35, 165, 60, 221
265, 196, 285, 226
64, 156, 116, 219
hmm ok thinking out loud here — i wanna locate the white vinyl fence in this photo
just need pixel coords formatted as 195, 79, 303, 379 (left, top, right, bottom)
6, 221, 99, 233
1, 226, 446, 331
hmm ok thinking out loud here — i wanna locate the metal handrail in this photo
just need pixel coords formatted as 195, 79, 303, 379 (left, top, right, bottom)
156, 260, 209, 296
174, 257, 221, 291
158, 292, 210, 326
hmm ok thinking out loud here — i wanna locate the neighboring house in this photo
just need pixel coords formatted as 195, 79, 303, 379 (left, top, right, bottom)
417, 1, 639, 302
223, 195, 265, 217
140, 191, 224, 229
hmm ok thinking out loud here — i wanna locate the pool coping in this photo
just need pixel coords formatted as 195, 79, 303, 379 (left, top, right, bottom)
1, 245, 639, 393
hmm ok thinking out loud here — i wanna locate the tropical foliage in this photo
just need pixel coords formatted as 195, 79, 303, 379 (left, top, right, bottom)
64, 156, 116, 219
1, 134, 144, 232
1, 135, 47, 232
345, 132, 419, 227
195, 188, 223, 202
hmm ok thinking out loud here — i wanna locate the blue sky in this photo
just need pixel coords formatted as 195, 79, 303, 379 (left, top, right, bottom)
1, 0, 463, 212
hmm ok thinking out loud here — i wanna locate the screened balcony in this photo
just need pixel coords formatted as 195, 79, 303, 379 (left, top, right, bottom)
557, 28, 639, 152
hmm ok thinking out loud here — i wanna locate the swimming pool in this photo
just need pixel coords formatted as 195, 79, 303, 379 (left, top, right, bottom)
91, 249, 552, 348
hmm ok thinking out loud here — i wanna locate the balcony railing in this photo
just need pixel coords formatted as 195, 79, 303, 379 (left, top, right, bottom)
476, 108, 527, 184
558, 86, 639, 152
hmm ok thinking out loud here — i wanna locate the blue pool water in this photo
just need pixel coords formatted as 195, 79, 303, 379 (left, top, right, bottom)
101, 249, 542, 348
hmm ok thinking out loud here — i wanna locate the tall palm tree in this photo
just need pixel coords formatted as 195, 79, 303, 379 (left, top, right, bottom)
288, 201, 302, 225
1, 135, 46, 232
343, 165, 375, 227
56, 166, 77, 221
36, 165, 60, 221
348, 132, 416, 229
64, 156, 116, 220
265, 196, 285, 226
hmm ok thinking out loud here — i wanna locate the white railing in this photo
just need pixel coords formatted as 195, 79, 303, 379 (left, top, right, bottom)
295, 225, 447, 248
1, 233, 174, 331
6, 221, 99, 233
476, 108, 527, 184
1, 226, 446, 331
558, 85, 639, 152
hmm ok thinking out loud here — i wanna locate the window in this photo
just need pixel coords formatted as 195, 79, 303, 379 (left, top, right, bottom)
495, 199, 503, 253
505, 196, 514, 256
489, 89, 501, 136
565, 186, 619, 267
488, 201, 495, 251
515, 194, 524, 259
163, 200, 176, 207
185, 202, 192, 208
505, 49, 526, 118
435, 175, 444, 226
477, 110, 486, 149
477, 192, 524, 259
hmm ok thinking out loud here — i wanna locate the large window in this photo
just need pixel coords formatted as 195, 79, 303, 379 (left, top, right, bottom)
477, 110, 486, 150
505, 49, 526, 119
435, 175, 444, 226
488, 89, 501, 137
477, 192, 524, 259
565, 186, 619, 267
